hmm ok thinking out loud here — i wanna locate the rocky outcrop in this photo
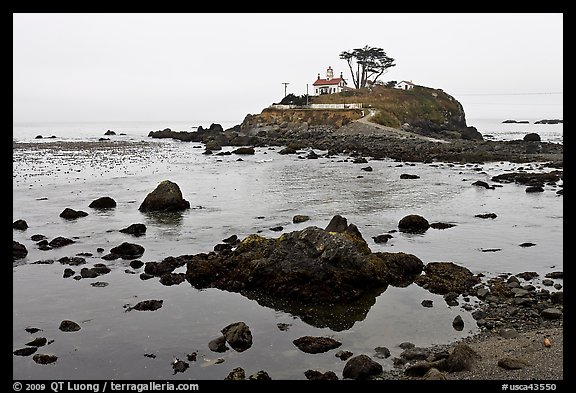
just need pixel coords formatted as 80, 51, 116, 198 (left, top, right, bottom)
184, 216, 423, 330
59, 208, 88, 220
139, 180, 190, 212
13, 241, 28, 260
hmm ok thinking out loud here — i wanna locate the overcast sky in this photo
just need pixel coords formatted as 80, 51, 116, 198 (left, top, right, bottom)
13, 13, 563, 123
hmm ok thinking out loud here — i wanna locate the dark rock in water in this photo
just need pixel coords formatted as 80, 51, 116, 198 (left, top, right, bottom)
516, 271, 539, 280
59, 208, 88, 220
32, 354, 58, 364
31, 234, 47, 241
361, 166, 373, 172
14, 347, 38, 356
32, 259, 55, 265
140, 273, 154, 280
336, 350, 354, 361
184, 216, 424, 330
80, 268, 99, 278
59, 320, 81, 332
145, 256, 188, 276
535, 119, 562, 124
187, 352, 197, 362
232, 147, 255, 155
221, 322, 253, 352
279, 147, 297, 154
109, 242, 145, 259
13, 241, 28, 260
421, 300, 433, 308
293, 336, 341, 354
374, 346, 391, 359
452, 315, 464, 331
270, 226, 283, 232
132, 299, 163, 311
472, 180, 491, 189
92, 264, 110, 275
25, 337, 47, 347
172, 359, 189, 374
25, 327, 42, 334
526, 185, 544, 193
545, 271, 563, 279
407, 343, 480, 375
13, 219, 28, 230
523, 133, 541, 142
430, 222, 456, 229
225, 367, 246, 380
120, 223, 147, 237
353, 157, 368, 164
138, 180, 190, 212
63, 268, 75, 278
159, 273, 186, 286
400, 173, 419, 179
58, 256, 86, 266
475, 213, 497, 219
277, 323, 291, 331
519, 242, 536, 247
144, 353, 156, 358
305, 370, 339, 380
398, 214, 430, 234
89, 196, 117, 209
248, 371, 272, 380
104, 130, 116, 135
498, 357, 529, 370
491, 171, 562, 186
342, 354, 383, 379
293, 215, 310, 224
208, 336, 229, 353
415, 262, 480, 295
90, 281, 109, 287
49, 236, 75, 248
372, 234, 393, 243
130, 260, 144, 269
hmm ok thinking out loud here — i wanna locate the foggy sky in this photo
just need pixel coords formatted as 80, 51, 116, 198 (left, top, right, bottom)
13, 13, 563, 123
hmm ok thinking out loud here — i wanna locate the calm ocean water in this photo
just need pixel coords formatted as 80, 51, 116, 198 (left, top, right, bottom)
12, 118, 563, 379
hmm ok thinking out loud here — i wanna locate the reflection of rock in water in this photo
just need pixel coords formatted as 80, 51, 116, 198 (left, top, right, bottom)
141, 211, 184, 226
184, 215, 423, 331
241, 287, 386, 331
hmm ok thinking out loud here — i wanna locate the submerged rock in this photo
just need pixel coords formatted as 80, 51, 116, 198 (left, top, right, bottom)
221, 322, 253, 352
293, 336, 342, 354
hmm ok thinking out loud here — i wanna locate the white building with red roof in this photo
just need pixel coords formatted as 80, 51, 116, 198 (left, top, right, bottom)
312, 66, 347, 95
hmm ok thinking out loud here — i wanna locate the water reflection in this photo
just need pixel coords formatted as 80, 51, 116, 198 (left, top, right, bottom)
239, 286, 388, 331
141, 210, 185, 226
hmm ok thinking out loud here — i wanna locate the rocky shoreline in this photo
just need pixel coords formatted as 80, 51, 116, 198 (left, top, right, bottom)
148, 119, 563, 165
13, 123, 563, 380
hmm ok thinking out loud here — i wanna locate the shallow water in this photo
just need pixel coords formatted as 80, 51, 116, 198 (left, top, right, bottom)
13, 137, 563, 380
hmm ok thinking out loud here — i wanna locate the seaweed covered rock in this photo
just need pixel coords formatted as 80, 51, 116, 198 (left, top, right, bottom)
415, 262, 480, 294
185, 216, 424, 330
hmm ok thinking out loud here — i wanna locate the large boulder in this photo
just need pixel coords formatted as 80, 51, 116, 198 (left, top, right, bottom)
185, 216, 424, 330
139, 180, 190, 212
398, 214, 430, 234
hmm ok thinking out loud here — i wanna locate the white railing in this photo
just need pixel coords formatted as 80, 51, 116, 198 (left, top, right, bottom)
269, 103, 363, 110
